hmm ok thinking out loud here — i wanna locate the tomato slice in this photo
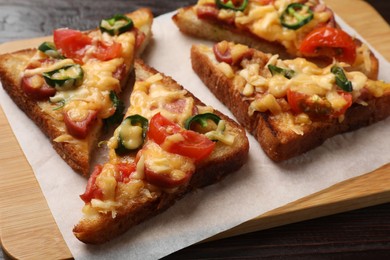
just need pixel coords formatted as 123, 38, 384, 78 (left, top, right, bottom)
80, 165, 104, 203
287, 89, 306, 114
147, 113, 182, 145
287, 89, 352, 117
299, 27, 357, 64
54, 28, 122, 63
63, 109, 98, 139
168, 130, 216, 162
115, 162, 137, 183
287, 89, 332, 116
21, 75, 56, 100
147, 113, 216, 162
54, 29, 92, 63
92, 41, 122, 61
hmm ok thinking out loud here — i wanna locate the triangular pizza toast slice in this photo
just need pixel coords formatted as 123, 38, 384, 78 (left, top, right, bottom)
0, 8, 153, 175
173, 0, 379, 79
73, 59, 249, 244
191, 41, 390, 161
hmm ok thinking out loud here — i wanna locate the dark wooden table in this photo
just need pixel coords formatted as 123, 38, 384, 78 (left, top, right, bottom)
0, 1, 389, 259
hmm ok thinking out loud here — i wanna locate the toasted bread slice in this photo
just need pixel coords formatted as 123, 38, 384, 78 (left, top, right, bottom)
0, 9, 153, 176
191, 41, 390, 161
73, 59, 249, 244
173, 1, 379, 79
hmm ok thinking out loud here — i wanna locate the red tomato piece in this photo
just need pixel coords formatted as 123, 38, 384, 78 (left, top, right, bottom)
299, 27, 357, 64
63, 109, 98, 139
287, 89, 333, 116
168, 130, 216, 162
287, 89, 306, 114
147, 113, 215, 162
54, 29, 92, 63
147, 113, 182, 145
92, 41, 122, 61
21, 75, 56, 100
287, 89, 352, 117
115, 162, 137, 183
80, 164, 104, 203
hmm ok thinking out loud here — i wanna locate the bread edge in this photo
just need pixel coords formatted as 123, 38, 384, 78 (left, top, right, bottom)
190, 44, 390, 162
173, 6, 379, 80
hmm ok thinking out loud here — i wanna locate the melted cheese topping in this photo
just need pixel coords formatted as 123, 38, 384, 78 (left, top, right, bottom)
196, 0, 331, 54
86, 71, 239, 215
195, 0, 372, 72
142, 141, 195, 181
200, 42, 389, 135
32, 26, 137, 144
126, 73, 195, 125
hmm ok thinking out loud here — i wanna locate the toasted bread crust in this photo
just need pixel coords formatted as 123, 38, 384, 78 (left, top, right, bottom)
191, 45, 390, 161
0, 10, 153, 176
0, 49, 93, 174
173, 6, 379, 80
73, 59, 249, 244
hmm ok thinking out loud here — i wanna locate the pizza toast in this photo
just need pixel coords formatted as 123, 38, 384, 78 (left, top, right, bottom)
0, 8, 153, 176
191, 41, 390, 161
173, 0, 379, 79
73, 59, 249, 244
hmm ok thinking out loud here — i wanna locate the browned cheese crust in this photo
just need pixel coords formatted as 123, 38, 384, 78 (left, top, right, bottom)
191, 45, 390, 162
173, 6, 379, 80
72, 59, 249, 244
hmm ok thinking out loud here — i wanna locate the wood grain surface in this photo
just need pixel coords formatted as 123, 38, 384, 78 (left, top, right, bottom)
0, 0, 390, 259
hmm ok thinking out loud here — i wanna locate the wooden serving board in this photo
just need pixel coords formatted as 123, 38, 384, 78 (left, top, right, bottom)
0, 0, 389, 259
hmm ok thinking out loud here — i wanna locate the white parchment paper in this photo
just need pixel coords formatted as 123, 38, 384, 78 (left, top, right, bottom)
0, 11, 389, 260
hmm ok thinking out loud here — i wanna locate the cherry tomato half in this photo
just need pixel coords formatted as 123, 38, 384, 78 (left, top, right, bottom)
299, 27, 357, 64
115, 162, 137, 183
147, 113, 216, 162
54, 29, 92, 64
147, 113, 182, 145
92, 41, 122, 61
54, 28, 122, 63
287, 89, 352, 117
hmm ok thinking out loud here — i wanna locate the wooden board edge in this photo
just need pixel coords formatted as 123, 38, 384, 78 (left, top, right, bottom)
0, 106, 73, 260
325, 0, 390, 61
208, 163, 390, 241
